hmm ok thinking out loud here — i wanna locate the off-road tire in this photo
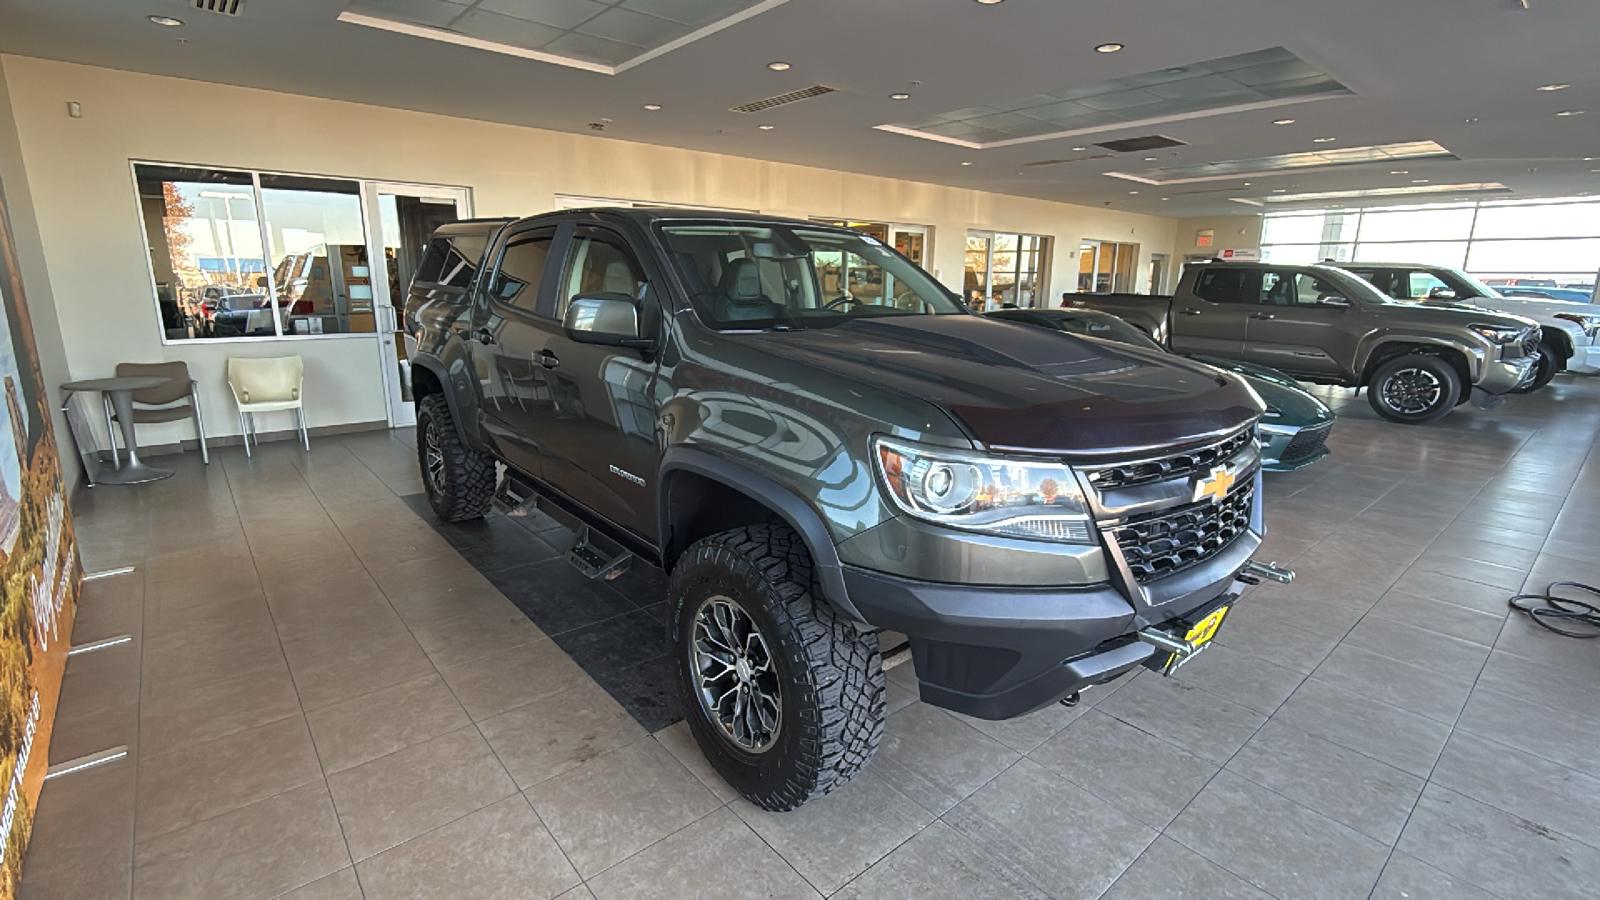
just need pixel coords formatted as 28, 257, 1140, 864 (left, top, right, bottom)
1512, 340, 1560, 394
417, 393, 495, 522
668, 525, 885, 811
1367, 354, 1461, 424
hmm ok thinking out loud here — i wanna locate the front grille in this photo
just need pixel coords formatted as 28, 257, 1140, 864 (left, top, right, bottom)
1279, 422, 1332, 465
1084, 429, 1255, 491
1111, 482, 1254, 582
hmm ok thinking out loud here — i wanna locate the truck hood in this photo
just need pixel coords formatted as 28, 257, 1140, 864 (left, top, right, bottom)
739, 315, 1263, 456
1393, 300, 1540, 329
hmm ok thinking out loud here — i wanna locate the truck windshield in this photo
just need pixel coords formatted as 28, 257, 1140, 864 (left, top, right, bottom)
658, 223, 965, 330
1445, 268, 1505, 299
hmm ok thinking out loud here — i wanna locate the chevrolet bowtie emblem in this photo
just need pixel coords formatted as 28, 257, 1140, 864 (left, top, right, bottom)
1194, 465, 1237, 504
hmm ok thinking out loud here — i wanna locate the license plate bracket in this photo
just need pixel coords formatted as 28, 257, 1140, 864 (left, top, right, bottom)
1160, 604, 1230, 675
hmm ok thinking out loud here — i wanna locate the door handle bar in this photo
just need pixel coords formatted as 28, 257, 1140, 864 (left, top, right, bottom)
1249, 312, 1276, 320
1177, 308, 1202, 316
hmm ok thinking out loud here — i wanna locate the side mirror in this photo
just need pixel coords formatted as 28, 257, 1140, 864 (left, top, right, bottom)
1317, 294, 1351, 308
563, 293, 652, 348
1427, 287, 1457, 300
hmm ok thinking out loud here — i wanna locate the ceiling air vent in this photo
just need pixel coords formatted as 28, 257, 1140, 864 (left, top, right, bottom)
193, 0, 244, 15
730, 86, 837, 114
1024, 153, 1115, 167
1094, 135, 1188, 153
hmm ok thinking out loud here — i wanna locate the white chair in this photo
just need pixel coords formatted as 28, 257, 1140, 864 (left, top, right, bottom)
227, 356, 308, 455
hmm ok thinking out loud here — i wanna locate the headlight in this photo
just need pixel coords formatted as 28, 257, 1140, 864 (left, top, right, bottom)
1469, 323, 1523, 345
872, 437, 1095, 544
1554, 312, 1600, 337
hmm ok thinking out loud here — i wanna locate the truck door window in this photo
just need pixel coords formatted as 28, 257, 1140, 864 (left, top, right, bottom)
1408, 272, 1448, 299
1262, 271, 1342, 306
1193, 269, 1258, 304
489, 234, 554, 310
556, 234, 645, 322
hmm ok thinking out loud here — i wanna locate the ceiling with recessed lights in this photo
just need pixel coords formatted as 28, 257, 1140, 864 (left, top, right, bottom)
1, 0, 1598, 216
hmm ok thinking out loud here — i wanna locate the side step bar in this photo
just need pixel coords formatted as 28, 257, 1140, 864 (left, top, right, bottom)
495, 475, 633, 581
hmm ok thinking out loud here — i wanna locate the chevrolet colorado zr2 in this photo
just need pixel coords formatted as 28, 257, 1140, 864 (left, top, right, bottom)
403, 209, 1291, 810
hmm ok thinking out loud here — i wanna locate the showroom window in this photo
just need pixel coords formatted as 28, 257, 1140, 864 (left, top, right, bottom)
965, 231, 1048, 310
1077, 240, 1140, 293
1259, 199, 1600, 291
135, 163, 385, 341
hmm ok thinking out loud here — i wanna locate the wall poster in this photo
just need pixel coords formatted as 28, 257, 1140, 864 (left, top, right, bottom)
0, 173, 81, 896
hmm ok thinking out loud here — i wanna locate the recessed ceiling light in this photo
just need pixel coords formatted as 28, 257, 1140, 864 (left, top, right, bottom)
975, 0, 1005, 4
1391, 170, 1409, 175
1464, 117, 1479, 123
1160, 197, 1169, 200
1538, 83, 1571, 91
960, 161, 973, 166
1095, 42, 1124, 53
1128, 190, 1139, 194
147, 14, 183, 26
889, 92, 911, 100
642, 103, 662, 111
1242, 181, 1252, 186
1556, 110, 1585, 116
1412, 179, 1430, 183
758, 124, 775, 130
1272, 118, 1295, 126
1071, 146, 1087, 151
767, 61, 791, 71
1312, 136, 1337, 143
1272, 189, 1287, 193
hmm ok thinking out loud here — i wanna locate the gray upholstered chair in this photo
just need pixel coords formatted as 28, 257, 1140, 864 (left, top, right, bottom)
109, 361, 210, 464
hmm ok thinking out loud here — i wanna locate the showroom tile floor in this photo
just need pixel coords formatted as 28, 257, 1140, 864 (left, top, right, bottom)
21, 372, 1600, 900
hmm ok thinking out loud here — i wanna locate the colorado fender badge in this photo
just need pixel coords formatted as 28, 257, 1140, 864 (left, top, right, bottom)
1193, 464, 1237, 505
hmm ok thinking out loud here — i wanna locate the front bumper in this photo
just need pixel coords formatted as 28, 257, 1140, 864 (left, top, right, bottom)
1258, 421, 1332, 472
844, 526, 1262, 720
1476, 355, 1539, 395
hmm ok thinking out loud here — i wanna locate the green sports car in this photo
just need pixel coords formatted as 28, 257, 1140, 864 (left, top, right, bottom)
986, 308, 1334, 471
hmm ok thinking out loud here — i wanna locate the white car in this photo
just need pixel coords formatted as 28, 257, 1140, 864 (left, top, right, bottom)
1337, 262, 1600, 392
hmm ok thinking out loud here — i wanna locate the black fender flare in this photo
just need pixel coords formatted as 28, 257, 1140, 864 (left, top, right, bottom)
659, 446, 864, 622
410, 354, 490, 452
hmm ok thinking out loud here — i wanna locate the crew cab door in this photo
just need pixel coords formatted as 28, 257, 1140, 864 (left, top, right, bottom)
474, 222, 564, 478
1167, 267, 1256, 356
1242, 268, 1358, 379
525, 225, 662, 539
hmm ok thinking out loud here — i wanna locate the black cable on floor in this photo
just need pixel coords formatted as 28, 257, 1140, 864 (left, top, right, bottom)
1508, 582, 1600, 638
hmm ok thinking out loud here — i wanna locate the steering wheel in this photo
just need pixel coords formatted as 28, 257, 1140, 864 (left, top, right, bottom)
825, 296, 864, 311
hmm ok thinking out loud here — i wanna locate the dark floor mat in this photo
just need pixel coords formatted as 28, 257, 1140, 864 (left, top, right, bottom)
399, 494, 681, 731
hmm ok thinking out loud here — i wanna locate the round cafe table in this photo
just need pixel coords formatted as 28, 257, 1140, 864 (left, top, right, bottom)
62, 376, 175, 484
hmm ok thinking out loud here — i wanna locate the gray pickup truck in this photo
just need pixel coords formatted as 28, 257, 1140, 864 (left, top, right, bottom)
1071, 261, 1543, 424
404, 208, 1294, 810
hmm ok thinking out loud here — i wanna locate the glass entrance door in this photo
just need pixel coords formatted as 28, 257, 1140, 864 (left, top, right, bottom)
364, 183, 471, 427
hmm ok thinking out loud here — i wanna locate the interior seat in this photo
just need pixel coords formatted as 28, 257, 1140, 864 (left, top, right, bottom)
715, 258, 779, 323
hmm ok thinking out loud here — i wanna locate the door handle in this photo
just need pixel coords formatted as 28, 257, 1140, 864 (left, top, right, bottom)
1177, 308, 1203, 316
536, 350, 560, 369
475, 328, 496, 345
1249, 312, 1276, 320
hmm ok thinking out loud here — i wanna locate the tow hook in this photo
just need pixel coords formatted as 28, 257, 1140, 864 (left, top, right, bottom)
1137, 628, 1196, 659
1237, 559, 1296, 585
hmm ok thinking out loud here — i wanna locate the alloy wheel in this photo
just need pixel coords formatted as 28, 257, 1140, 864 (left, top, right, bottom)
1381, 367, 1442, 415
690, 595, 782, 753
423, 420, 446, 491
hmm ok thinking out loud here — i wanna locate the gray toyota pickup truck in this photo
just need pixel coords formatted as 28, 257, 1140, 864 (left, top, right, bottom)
1071, 260, 1542, 424
404, 209, 1292, 810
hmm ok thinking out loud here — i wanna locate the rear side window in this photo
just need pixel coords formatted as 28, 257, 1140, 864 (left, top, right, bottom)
414, 235, 486, 289
490, 234, 554, 310
1193, 268, 1257, 304
414, 238, 448, 284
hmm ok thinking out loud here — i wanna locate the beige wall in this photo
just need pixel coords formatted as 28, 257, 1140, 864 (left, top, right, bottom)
0, 57, 80, 489
1174, 215, 1264, 263
2, 55, 1179, 445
